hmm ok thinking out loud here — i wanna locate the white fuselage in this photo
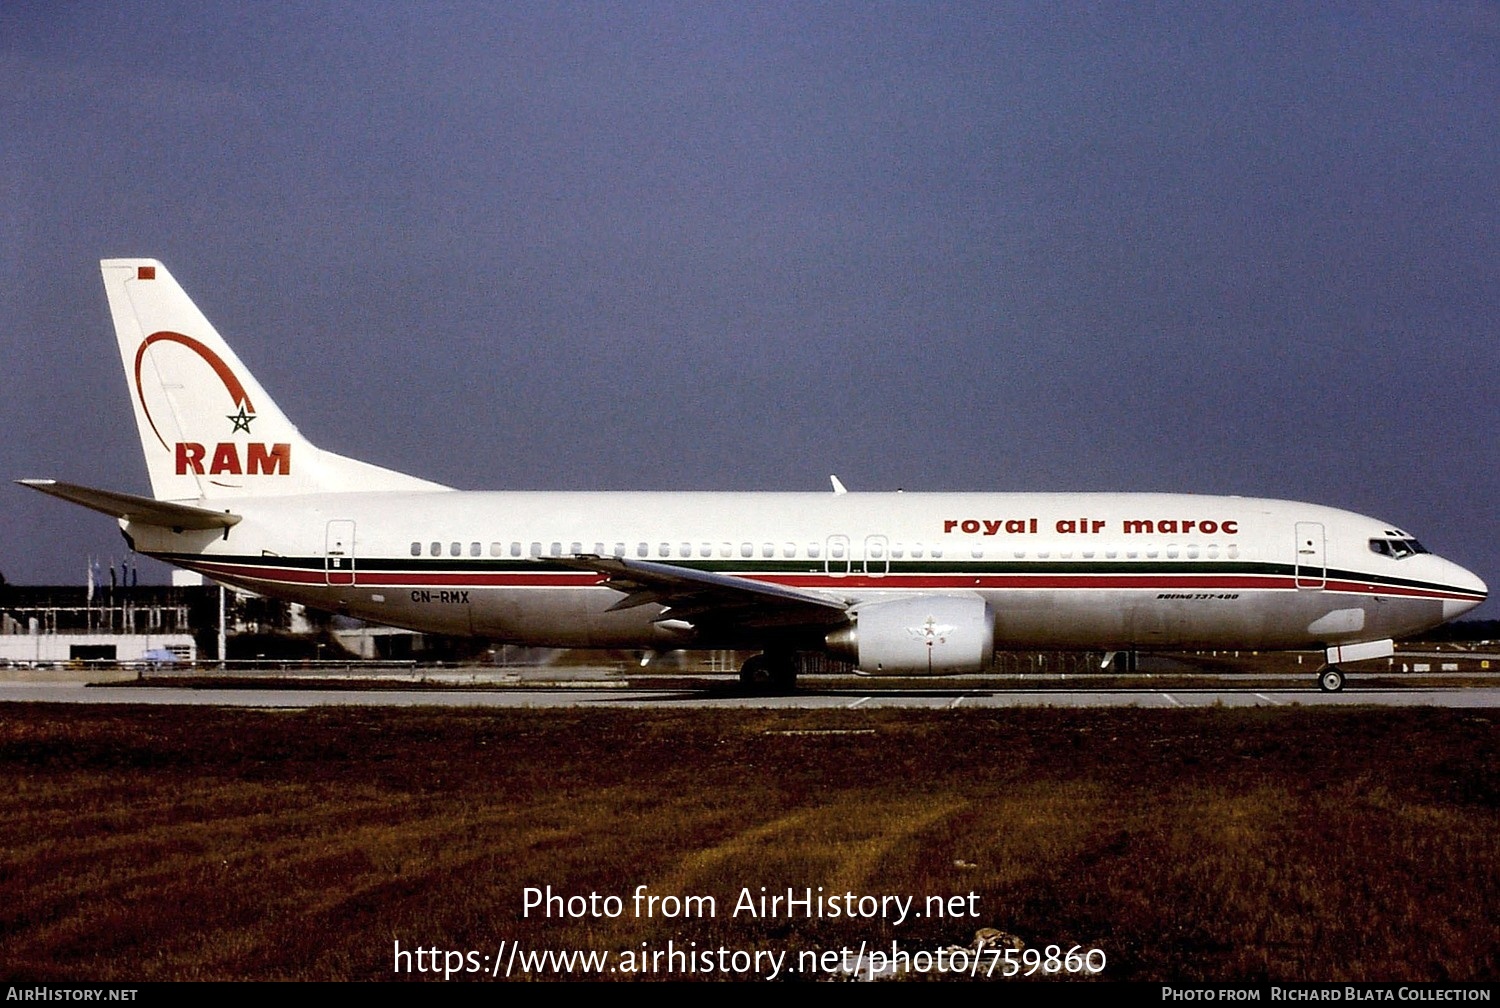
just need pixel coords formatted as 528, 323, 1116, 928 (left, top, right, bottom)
125, 490, 1487, 659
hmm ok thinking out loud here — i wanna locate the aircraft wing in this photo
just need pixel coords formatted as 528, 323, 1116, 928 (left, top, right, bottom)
16, 479, 241, 530
548, 554, 850, 631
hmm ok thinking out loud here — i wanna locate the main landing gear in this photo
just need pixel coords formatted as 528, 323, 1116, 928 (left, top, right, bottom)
739, 652, 798, 694
1317, 665, 1345, 692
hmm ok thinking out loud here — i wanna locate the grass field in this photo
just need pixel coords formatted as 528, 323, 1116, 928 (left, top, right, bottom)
1, 702, 1496, 982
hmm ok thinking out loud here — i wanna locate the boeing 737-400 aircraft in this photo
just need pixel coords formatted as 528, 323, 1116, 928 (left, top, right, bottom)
18, 260, 1488, 691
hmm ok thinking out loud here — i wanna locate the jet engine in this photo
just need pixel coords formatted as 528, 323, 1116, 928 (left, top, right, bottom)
825, 594, 994, 675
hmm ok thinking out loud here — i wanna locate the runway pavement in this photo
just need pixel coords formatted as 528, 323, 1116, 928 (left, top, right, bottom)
3, 681, 1499, 709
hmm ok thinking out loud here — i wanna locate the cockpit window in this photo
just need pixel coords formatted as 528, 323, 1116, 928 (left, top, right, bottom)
1370, 537, 1428, 560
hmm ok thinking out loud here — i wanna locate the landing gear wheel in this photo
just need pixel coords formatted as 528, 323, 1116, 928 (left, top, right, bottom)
1318, 666, 1345, 692
739, 655, 771, 689
739, 653, 799, 694
767, 655, 798, 692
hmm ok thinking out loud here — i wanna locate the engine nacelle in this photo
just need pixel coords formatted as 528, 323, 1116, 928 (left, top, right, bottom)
825, 595, 994, 675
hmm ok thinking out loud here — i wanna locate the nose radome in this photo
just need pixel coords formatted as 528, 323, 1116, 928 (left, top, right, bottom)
1441, 561, 1487, 621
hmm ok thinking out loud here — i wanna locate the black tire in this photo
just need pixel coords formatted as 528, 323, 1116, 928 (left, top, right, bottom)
767, 655, 798, 692
1318, 666, 1345, 692
739, 653, 798, 694
739, 655, 770, 689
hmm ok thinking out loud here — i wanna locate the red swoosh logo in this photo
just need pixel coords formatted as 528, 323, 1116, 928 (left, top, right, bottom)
134, 331, 255, 451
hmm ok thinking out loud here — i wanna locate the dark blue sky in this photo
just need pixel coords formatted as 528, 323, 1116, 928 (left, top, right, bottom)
3, 4, 1495, 617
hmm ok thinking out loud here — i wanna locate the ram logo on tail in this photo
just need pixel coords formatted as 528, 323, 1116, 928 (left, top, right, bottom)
131, 329, 293, 479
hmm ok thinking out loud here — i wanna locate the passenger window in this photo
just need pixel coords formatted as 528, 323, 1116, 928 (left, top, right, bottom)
410, 542, 421, 557
510, 542, 522, 557
490, 542, 502, 557
470, 542, 481, 557
449, 542, 461, 557
782, 543, 796, 558
762, 543, 775, 558
569, 541, 582, 555
430, 542, 441, 557
699, 543, 712, 558
637, 543, 650, 557
810, 542, 822, 559
740, 543, 754, 558
530, 542, 542, 557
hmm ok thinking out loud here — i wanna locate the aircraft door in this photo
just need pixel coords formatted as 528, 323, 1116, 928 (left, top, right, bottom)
325, 520, 356, 586
1294, 522, 1325, 589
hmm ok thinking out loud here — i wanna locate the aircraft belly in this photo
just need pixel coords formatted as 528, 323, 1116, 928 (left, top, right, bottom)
976, 588, 1267, 650
1355, 596, 1444, 644
977, 589, 1445, 651
976, 588, 1426, 651
344, 587, 674, 645
466, 587, 685, 648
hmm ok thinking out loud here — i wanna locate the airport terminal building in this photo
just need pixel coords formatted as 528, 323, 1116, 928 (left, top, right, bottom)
0, 583, 212, 664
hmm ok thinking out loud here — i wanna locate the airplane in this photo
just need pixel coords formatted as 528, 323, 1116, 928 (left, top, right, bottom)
17, 259, 1488, 692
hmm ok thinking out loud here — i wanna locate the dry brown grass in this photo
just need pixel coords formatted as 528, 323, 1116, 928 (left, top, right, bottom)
0, 704, 1496, 981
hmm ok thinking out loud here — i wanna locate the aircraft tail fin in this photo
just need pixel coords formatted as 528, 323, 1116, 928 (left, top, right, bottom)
101, 259, 451, 501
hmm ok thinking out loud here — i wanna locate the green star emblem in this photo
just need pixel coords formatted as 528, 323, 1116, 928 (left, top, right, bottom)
227, 404, 255, 433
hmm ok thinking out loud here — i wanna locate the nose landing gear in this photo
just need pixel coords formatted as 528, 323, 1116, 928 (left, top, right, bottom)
1317, 666, 1345, 692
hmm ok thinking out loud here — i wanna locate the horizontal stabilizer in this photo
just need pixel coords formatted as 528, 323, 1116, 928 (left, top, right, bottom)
16, 479, 241, 530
